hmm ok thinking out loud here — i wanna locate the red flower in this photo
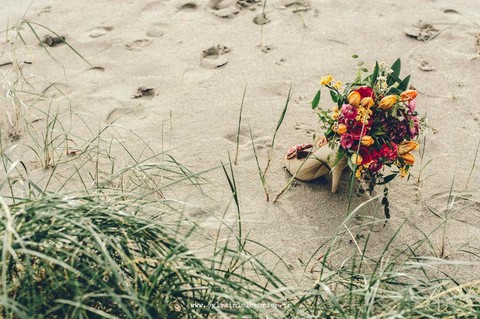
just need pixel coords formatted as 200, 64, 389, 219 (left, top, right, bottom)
355, 86, 375, 99
380, 143, 398, 161
359, 146, 373, 164
347, 122, 369, 140
369, 160, 383, 173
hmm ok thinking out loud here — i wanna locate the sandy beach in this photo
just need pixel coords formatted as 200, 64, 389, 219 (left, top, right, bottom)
2, 0, 480, 288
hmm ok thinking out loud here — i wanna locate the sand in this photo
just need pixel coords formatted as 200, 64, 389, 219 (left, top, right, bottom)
1, 0, 480, 282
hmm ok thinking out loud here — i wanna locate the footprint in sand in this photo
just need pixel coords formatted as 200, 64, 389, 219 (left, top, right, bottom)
140, 1, 173, 21
253, 13, 270, 25
36, 5, 51, 16
207, 0, 240, 18
77, 26, 113, 43
200, 45, 231, 69
146, 24, 166, 37
131, 86, 156, 100
223, 125, 271, 152
173, 0, 198, 10
224, 125, 250, 144
106, 105, 146, 124
275, 0, 310, 11
125, 39, 152, 51
261, 81, 293, 97
182, 68, 213, 83
243, 136, 272, 150
293, 122, 316, 136
88, 26, 114, 38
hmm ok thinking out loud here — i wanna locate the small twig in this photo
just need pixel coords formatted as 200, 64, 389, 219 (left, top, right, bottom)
0, 60, 31, 67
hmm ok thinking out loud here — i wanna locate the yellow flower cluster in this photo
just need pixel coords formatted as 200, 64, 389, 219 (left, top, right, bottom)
320, 74, 333, 86
348, 92, 374, 124
355, 105, 373, 124
355, 165, 364, 178
332, 105, 340, 119
399, 167, 408, 178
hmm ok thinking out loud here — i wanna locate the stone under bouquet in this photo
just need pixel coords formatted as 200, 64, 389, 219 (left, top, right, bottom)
284, 59, 422, 218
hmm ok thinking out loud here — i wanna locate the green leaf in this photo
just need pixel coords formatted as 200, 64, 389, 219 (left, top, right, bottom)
387, 58, 401, 86
397, 75, 411, 91
312, 90, 321, 109
347, 155, 355, 172
378, 173, 398, 185
325, 127, 333, 137
331, 148, 346, 168
370, 61, 379, 87
330, 90, 338, 103
387, 87, 402, 95
352, 54, 359, 59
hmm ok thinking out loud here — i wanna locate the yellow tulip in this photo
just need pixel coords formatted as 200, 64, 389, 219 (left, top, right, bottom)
360, 97, 374, 108
361, 135, 374, 147
351, 153, 363, 165
337, 123, 347, 134
378, 95, 398, 110
398, 141, 419, 154
399, 152, 415, 165
400, 90, 417, 102
348, 91, 361, 107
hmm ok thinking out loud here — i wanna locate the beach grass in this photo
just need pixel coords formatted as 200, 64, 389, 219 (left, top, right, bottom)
1, 18, 479, 319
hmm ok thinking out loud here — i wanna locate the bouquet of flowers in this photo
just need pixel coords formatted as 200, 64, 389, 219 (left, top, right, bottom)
312, 59, 421, 217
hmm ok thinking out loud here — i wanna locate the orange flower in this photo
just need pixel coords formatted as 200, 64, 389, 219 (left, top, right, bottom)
379, 95, 398, 110
348, 91, 361, 107
398, 141, 419, 154
400, 90, 417, 102
399, 152, 415, 165
361, 135, 374, 147
337, 123, 347, 134
360, 97, 374, 108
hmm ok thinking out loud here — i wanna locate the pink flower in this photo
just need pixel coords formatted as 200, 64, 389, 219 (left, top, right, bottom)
342, 104, 358, 120
409, 116, 419, 139
407, 99, 417, 112
340, 133, 354, 149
